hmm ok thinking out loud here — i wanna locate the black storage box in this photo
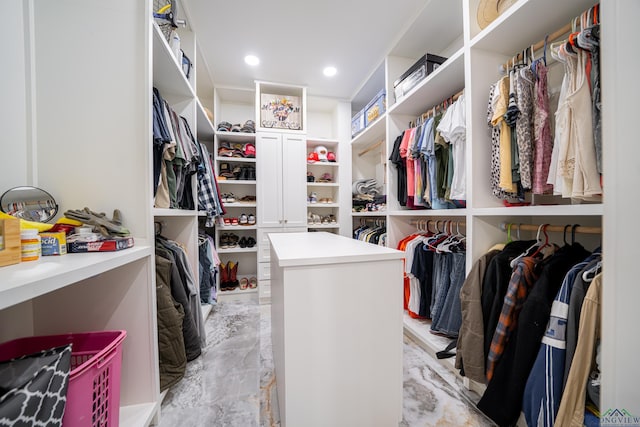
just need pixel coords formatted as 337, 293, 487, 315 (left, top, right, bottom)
393, 53, 448, 101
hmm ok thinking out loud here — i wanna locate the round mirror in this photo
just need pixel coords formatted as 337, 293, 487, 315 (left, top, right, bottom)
0, 186, 58, 223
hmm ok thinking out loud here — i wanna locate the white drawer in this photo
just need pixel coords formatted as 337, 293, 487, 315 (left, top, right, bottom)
257, 228, 307, 263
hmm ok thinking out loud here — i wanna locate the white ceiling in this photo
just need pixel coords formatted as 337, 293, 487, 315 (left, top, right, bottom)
179, 0, 432, 102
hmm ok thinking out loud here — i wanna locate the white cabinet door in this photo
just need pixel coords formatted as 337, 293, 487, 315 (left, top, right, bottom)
282, 134, 308, 227
257, 133, 284, 227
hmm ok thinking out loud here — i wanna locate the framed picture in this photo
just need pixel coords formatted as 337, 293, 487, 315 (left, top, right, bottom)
260, 94, 302, 130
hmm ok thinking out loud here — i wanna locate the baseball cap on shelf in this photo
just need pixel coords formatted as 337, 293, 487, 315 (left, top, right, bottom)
314, 146, 328, 162
307, 152, 319, 163
327, 151, 336, 162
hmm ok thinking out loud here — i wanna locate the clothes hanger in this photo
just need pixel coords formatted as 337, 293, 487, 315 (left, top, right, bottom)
582, 260, 602, 282
510, 223, 546, 268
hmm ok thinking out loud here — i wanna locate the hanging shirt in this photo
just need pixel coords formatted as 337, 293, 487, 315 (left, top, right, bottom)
515, 67, 536, 190
566, 50, 602, 199
449, 96, 467, 200
532, 62, 554, 194
493, 76, 517, 193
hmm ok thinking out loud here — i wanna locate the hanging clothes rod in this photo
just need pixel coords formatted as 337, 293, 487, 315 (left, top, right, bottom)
417, 88, 465, 123
499, 3, 599, 71
499, 222, 601, 234
358, 140, 383, 157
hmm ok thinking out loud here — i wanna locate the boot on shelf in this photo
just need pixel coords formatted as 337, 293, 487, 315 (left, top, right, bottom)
227, 261, 239, 290
219, 261, 230, 291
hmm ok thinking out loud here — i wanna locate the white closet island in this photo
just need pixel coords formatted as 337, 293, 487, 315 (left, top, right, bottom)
269, 232, 404, 427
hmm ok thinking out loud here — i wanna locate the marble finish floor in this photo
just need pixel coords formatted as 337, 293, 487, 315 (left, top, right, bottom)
158, 298, 496, 426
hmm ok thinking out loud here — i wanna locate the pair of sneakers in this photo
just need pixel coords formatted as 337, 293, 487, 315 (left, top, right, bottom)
238, 213, 256, 226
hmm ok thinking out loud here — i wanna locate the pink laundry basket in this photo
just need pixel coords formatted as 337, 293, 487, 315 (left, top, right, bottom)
0, 330, 127, 427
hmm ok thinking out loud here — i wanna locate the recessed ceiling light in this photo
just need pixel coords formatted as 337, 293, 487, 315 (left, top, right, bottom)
244, 55, 260, 66
323, 66, 337, 77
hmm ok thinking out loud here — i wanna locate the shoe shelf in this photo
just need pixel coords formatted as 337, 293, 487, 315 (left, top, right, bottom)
218, 180, 257, 185
308, 203, 338, 208
217, 247, 258, 254
217, 157, 256, 164
218, 286, 258, 296
222, 202, 257, 208
218, 225, 258, 231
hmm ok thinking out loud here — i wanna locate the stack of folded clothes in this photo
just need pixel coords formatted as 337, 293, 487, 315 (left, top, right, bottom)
352, 179, 387, 212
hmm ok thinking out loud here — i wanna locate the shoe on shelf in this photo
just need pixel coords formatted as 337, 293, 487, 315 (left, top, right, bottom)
247, 213, 256, 225
238, 195, 256, 203
227, 233, 239, 248
227, 261, 239, 290
245, 166, 256, 181
239, 277, 249, 290
245, 236, 256, 248
219, 261, 230, 290
321, 215, 330, 225
249, 277, 258, 289
239, 213, 248, 225
308, 212, 314, 225
329, 214, 337, 224
219, 163, 235, 179
231, 217, 239, 226
313, 214, 322, 225
219, 233, 230, 249
223, 217, 231, 226
309, 192, 318, 203
317, 173, 332, 182
238, 236, 247, 248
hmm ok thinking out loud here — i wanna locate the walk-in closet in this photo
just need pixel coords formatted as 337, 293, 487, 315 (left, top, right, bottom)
1, 0, 638, 426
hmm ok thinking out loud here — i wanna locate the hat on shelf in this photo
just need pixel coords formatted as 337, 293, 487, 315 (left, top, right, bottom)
307, 152, 319, 164
477, 0, 518, 29
314, 146, 328, 162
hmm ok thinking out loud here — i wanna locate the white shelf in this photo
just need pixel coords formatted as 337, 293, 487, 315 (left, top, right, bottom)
196, 98, 214, 137
307, 137, 339, 146
351, 114, 386, 147
307, 203, 338, 208
402, 312, 456, 370
152, 23, 193, 100
218, 180, 257, 185
153, 208, 199, 217
472, 204, 603, 217
215, 131, 256, 143
352, 211, 387, 217
307, 182, 339, 187
120, 402, 158, 427
0, 245, 152, 310
215, 157, 257, 163
217, 247, 258, 254
387, 209, 467, 217
218, 287, 258, 296
307, 162, 340, 167
387, 48, 465, 117
222, 202, 257, 208
217, 225, 258, 230
469, 0, 597, 54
